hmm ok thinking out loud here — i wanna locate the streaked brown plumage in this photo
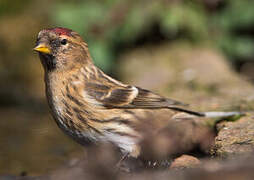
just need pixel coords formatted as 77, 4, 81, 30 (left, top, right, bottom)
33, 27, 241, 158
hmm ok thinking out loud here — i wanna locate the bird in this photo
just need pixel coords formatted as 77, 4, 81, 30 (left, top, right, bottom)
33, 27, 243, 159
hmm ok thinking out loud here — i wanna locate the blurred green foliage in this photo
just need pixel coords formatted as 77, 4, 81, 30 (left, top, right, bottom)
0, 0, 253, 74
214, 0, 254, 60
2, 0, 254, 73
51, 0, 254, 72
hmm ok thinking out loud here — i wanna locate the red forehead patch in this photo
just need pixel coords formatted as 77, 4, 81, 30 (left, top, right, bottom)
45, 27, 73, 36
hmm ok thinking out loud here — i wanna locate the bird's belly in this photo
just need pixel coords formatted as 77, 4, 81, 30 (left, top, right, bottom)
55, 110, 137, 153
48, 92, 139, 154
100, 131, 137, 154
55, 114, 137, 153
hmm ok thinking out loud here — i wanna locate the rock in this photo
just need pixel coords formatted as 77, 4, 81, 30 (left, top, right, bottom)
169, 155, 201, 169
214, 116, 254, 158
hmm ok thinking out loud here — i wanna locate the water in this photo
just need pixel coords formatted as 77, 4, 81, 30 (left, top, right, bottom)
0, 107, 83, 176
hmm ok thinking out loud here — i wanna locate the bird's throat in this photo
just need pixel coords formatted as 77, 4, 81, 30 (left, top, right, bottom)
39, 53, 57, 71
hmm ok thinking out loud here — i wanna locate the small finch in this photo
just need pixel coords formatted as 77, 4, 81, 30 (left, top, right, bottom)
33, 27, 242, 159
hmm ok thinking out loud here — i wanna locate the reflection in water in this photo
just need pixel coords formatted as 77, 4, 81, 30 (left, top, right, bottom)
0, 107, 83, 175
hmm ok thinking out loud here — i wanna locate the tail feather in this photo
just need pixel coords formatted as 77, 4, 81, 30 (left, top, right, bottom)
168, 106, 245, 119
203, 111, 245, 118
168, 107, 205, 117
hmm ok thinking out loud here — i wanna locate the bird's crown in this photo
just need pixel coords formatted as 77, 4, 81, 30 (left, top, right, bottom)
44, 27, 73, 37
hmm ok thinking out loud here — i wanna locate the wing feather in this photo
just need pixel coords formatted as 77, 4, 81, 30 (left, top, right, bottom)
83, 70, 204, 116
85, 82, 197, 110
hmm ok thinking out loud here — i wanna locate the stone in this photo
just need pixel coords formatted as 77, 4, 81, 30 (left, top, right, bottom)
214, 116, 254, 158
170, 155, 201, 170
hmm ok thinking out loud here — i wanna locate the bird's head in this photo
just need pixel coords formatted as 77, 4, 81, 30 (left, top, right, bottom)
34, 27, 91, 72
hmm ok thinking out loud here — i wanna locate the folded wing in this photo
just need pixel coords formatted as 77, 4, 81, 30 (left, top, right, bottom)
85, 82, 204, 116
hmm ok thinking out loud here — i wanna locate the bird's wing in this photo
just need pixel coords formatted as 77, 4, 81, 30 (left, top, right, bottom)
85, 82, 204, 116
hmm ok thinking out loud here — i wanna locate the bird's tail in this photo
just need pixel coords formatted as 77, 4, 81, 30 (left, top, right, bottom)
203, 111, 245, 118
169, 107, 245, 119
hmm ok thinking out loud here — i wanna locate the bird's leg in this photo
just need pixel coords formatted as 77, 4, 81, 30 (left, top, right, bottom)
115, 152, 129, 172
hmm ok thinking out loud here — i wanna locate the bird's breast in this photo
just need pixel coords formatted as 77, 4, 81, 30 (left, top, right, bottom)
45, 74, 105, 145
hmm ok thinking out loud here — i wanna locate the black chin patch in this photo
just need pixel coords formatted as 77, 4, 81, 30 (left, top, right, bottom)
39, 53, 56, 71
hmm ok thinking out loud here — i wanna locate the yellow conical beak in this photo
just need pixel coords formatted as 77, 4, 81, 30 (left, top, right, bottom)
33, 43, 51, 54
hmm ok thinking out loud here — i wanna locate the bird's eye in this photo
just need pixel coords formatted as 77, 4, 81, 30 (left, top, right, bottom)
60, 39, 67, 45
